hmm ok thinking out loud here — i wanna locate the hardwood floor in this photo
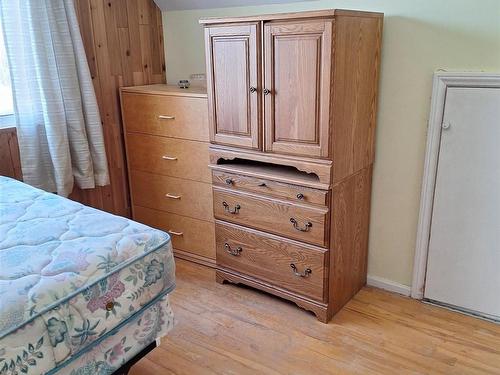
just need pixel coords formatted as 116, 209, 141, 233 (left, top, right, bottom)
131, 259, 500, 374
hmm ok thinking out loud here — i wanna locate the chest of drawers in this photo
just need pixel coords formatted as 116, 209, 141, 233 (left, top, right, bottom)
120, 84, 215, 267
202, 9, 383, 322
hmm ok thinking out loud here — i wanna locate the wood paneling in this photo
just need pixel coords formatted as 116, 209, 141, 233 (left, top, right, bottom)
131, 259, 500, 375
205, 24, 261, 149
264, 20, 332, 158
0, 127, 22, 180
72, 0, 165, 217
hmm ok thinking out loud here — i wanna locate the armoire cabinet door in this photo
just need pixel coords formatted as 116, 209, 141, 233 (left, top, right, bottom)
263, 20, 332, 158
205, 23, 261, 149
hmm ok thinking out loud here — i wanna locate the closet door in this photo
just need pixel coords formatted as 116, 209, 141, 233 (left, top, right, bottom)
263, 20, 332, 158
205, 23, 260, 149
424, 87, 500, 319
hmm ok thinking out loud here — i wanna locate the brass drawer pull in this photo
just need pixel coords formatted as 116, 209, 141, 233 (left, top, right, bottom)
224, 243, 242, 256
296, 193, 304, 200
162, 155, 178, 161
165, 193, 181, 199
225, 178, 233, 185
167, 230, 183, 236
158, 115, 175, 120
290, 263, 312, 278
222, 201, 240, 214
290, 218, 312, 232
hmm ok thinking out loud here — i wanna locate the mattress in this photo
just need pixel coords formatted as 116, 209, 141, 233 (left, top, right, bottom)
0, 176, 175, 375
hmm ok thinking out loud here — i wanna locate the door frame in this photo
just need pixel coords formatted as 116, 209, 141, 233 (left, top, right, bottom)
411, 72, 500, 299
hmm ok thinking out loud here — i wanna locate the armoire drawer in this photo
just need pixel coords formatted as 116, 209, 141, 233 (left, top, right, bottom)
216, 221, 327, 301
121, 93, 209, 142
133, 206, 215, 260
212, 169, 328, 206
126, 133, 211, 183
213, 187, 328, 247
130, 170, 213, 222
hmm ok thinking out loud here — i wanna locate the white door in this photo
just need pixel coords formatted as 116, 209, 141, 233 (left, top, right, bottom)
424, 87, 500, 320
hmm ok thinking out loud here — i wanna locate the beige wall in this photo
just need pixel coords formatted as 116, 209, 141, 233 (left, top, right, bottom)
163, 0, 500, 287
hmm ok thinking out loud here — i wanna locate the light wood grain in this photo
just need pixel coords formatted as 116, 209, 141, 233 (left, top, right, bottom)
201, 10, 383, 322
121, 84, 207, 98
130, 171, 213, 222
0, 127, 22, 180
205, 24, 261, 149
331, 15, 383, 182
199, 9, 383, 24
133, 205, 215, 261
121, 92, 209, 142
125, 133, 211, 183
131, 259, 500, 375
209, 146, 332, 188
264, 19, 332, 158
329, 166, 372, 317
72, 0, 165, 216
216, 221, 327, 301
212, 169, 328, 206
213, 187, 328, 247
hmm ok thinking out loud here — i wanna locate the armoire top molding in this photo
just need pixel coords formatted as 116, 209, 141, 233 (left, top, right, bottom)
199, 9, 383, 25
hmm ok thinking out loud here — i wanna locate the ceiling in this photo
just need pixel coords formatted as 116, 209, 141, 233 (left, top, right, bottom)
153, 0, 312, 11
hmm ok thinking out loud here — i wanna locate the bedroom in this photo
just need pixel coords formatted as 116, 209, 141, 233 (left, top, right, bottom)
0, 0, 499, 374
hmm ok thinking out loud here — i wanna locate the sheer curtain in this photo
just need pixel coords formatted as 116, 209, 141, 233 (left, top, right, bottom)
0, 0, 109, 196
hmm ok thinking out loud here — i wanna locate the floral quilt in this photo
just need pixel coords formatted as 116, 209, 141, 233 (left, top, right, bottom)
0, 177, 175, 374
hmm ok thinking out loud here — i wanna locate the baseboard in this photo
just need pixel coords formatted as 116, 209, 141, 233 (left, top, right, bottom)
367, 275, 411, 297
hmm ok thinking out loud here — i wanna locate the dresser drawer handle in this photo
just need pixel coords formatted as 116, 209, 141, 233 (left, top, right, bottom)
224, 243, 242, 256
290, 263, 312, 278
225, 178, 233, 185
258, 182, 267, 187
167, 230, 183, 236
158, 115, 175, 120
296, 193, 304, 200
165, 193, 181, 199
290, 218, 312, 232
222, 201, 240, 214
162, 155, 178, 161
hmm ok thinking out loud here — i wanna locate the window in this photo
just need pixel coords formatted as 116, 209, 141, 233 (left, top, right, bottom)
0, 17, 15, 127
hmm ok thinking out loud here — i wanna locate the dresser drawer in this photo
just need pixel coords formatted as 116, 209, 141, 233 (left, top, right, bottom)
212, 169, 328, 206
134, 206, 215, 260
122, 93, 209, 142
216, 221, 327, 301
126, 133, 210, 183
213, 187, 328, 247
130, 171, 213, 222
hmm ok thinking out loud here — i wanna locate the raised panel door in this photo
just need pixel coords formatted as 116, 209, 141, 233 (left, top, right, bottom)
263, 20, 332, 158
205, 23, 261, 149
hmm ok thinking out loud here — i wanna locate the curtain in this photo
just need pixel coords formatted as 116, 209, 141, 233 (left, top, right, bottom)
0, 0, 109, 196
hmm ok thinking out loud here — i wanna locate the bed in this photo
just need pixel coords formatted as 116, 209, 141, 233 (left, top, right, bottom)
0, 176, 175, 375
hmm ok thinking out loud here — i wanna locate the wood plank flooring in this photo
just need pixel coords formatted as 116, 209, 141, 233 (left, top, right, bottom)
131, 259, 500, 374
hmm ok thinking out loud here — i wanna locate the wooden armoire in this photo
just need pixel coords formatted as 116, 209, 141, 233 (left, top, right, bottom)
201, 9, 383, 322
